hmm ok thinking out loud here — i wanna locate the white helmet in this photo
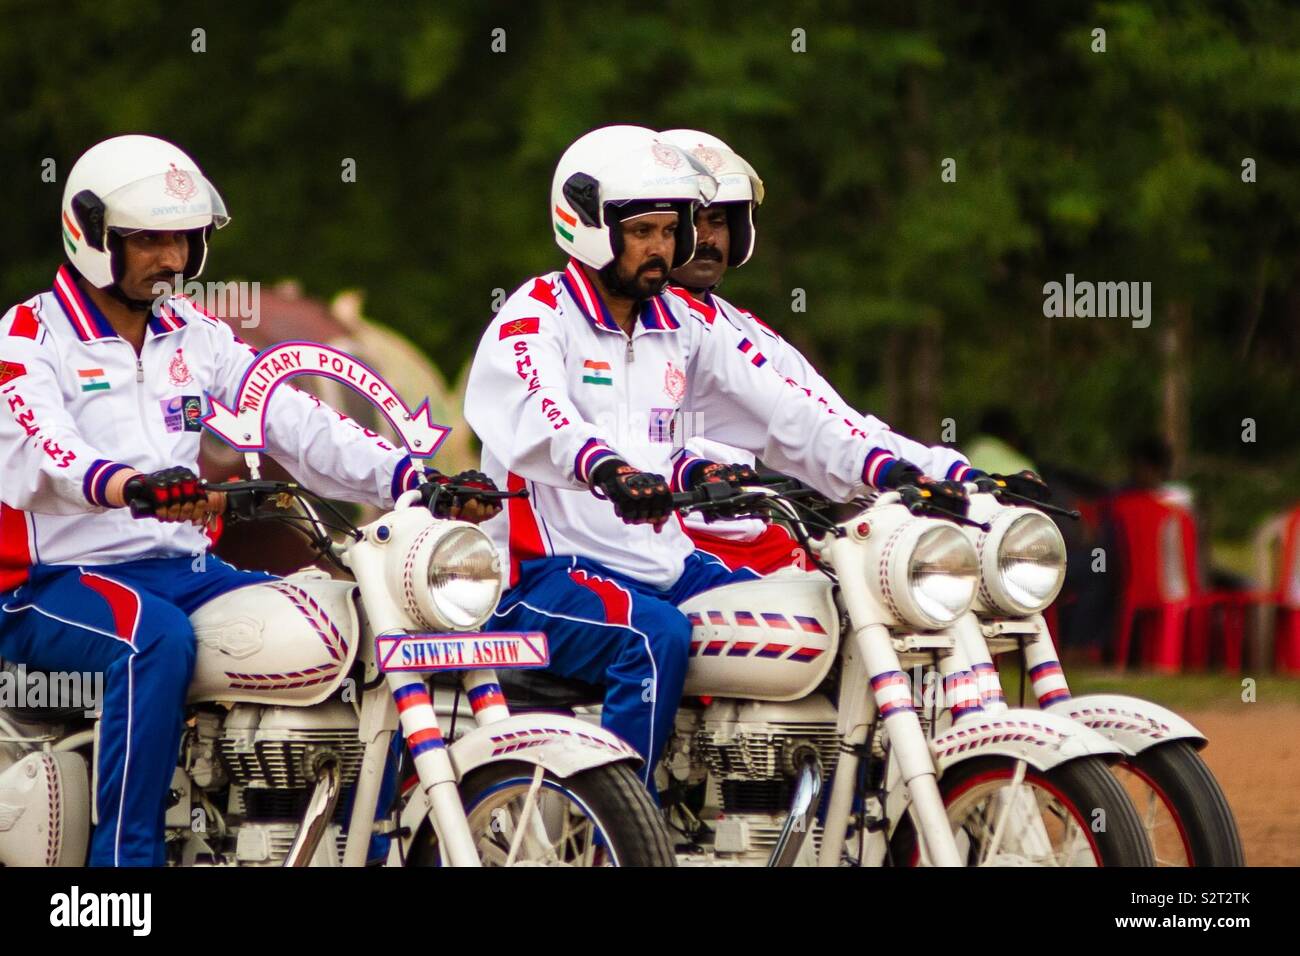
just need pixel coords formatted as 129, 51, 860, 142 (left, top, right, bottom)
659, 129, 764, 267
550, 125, 718, 270
61, 134, 229, 289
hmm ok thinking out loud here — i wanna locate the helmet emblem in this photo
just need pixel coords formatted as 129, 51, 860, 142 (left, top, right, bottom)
651, 143, 682, 169
664, 361, 687, 403
169, 348, 193, 385
693, 146, 725, 173
164, 163, 198, 202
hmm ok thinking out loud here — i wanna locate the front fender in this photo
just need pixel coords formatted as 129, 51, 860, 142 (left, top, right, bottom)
392, 715, 641, 862
930, 707, 1125, 775
447, 714, 642, 779
1044, 694, 1205, 755
870, 709, 1125, 859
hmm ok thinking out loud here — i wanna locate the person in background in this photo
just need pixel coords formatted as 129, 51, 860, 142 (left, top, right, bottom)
964, 406, 1037, 477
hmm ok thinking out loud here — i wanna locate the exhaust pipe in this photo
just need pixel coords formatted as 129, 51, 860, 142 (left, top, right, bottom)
766, 753, 822, 867
283, 755, 342, 867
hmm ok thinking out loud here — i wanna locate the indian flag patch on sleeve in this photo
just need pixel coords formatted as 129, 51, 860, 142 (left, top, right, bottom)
582, 360, 612, 385
78, 368, 110, 392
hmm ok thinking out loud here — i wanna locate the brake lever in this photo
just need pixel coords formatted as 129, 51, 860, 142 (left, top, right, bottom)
906, 500, 992, 532
994, 490, 1081, 520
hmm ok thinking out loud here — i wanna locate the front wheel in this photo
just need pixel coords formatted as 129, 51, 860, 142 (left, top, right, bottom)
409, 761, 675, 867
1114, 741, 1244, 866
890, 756, 1156, 866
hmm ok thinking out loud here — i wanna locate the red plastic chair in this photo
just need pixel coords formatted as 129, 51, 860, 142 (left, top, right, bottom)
1249, 506, 1300, 675
1110, 492, 1191, 672
1109, 491, 1247, 673
1276, 509, 1300, 674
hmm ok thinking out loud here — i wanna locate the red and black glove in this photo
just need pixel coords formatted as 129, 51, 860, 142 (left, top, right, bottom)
589, 458, 674, 526
686, 461, 761, 490
419, 469, 499, 518
683, 461, 763, 519
122, 467, 207, 518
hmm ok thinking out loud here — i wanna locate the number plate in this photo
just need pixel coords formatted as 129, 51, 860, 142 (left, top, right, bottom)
376, 632, 550, 673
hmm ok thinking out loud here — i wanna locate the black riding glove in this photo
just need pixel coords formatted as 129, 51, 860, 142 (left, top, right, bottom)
589, 458, 674, 525
686, 461, 762, 490
419, 469, 500, 518
122, 467, 207, 518
877, 460, 925, 491
682, 461, 763, 521
982, 469, 1052, 503
898, 475, 971, 520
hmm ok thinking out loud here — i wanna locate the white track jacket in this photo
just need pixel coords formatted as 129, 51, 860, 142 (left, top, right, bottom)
673, 288, 974, 541
465, 259, 915, 587
0, 266, 423, 591
679, 289, 972, 481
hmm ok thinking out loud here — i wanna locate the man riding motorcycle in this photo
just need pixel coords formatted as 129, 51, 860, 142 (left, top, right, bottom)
463, 125, 968, 796
0, 134, 495, 866
658, 128, 1051, 570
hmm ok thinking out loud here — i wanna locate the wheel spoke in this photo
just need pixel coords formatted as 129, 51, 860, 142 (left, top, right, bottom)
463, 777, 616, 867
945, 776, 1103, 867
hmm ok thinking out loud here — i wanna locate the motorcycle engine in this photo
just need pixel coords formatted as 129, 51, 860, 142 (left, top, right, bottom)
669, 695, 840, 865
182, 700, 365, 866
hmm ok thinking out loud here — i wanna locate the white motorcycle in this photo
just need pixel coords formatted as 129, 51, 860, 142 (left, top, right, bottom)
943, 482, 1244, 866
0, 480, 674, 867
499, 480, 1155, 866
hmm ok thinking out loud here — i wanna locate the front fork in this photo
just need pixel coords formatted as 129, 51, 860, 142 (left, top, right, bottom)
343, 654, 513, 867
819, 538, 963, 867
341, 672, 482, 867
950, 613, 1059, 860
956, 613, 1072, 711
817, 622, 963, 867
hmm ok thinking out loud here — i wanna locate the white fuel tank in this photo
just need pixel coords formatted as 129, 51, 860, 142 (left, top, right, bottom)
188, 571, 361, 707
678, 568, 838, 701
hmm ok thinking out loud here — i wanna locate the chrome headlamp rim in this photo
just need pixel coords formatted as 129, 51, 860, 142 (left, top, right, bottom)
389, 514, 503, 632
424, 524, 503, 631
888, 520, 980, 630
981, 510, 1067, 616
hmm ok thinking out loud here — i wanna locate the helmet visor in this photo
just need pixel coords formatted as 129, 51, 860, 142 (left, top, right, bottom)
102, 169, 230, 233
597, 142, 718, 219
688, 146, 764, 206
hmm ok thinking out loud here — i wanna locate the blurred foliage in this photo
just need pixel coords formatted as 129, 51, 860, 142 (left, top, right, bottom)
2, 0, 1298, 539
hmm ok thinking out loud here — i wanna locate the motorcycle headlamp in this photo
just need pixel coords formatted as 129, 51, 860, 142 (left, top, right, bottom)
977, 511, 1067, 616
387, 517, 502, 631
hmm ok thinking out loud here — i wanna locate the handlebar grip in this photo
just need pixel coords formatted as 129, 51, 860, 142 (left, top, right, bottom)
127, 498, 155, 518
671, 480, 755, 511
432, 486, 528, 501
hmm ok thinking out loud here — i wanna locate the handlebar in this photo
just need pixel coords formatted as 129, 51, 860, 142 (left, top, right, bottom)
203, 479, 528, 519
968, 480, 1081, 520
671, 477, 995, 532
670, 474, 805, 512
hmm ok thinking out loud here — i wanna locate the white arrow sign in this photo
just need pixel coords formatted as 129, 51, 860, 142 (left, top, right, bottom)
202, 340, 451, 457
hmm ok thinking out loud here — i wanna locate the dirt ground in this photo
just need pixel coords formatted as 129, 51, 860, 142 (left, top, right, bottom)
1182, 705, 1300, 866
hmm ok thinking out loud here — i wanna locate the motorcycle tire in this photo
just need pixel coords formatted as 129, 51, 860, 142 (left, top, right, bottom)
408, 760, 675, 867
1120, 741, 1244, 866
890, 755, 1156, 867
